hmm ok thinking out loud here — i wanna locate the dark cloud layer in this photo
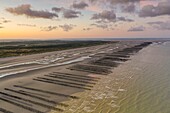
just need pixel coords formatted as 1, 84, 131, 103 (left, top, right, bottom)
91, 9, 134, 30
91, 10, 116, 22
6, 4, 58, 19
52, 7, 81, 19
72, 1, 89, 9
117, 17, 134, 22
52, 7, 64, 13
91, 9, 133, 30
122, 3, 136, 13
139, 1, 170, 17
63, 9, 81, 19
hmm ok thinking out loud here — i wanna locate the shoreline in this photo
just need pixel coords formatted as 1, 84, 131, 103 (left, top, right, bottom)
50, 42, 154, 113
0, 41, 153, 113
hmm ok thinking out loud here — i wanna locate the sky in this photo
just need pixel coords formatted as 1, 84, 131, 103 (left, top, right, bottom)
0, 0, 170, 39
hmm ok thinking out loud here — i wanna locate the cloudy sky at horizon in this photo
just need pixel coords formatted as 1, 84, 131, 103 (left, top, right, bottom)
0, 0, 170, 39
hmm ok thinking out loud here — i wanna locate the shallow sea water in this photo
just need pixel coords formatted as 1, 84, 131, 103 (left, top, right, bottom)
116, 42, 170, 113
55, 42, 170, 113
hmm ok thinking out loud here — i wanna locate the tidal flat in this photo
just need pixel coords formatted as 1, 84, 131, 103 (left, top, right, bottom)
1, 41, 167, 113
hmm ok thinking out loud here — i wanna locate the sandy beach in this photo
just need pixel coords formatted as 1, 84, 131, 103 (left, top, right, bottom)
1, 0, 170, 112
0, 41, 152, 113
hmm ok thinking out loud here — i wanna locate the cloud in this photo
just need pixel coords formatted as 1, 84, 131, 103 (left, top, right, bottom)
59, 24, 76, 32
117, 17, 134, 22
148, 21, 170, 30
6, 4, 58, 19
90, 11, 133, 30
122, 3, 136, 13
91, 23, 115, 30
89, 0, 140, 5
108, 0, 140, 5
83, 27, 93, 31
3, 20, 11, 23
52, 7, 81, 19
17, 24, 36, 27
0, 18, 11, 23
128, 26, 145, 32
91, 23, 109, 29
147, 21, 164, 25
91, 10, 133, 30
91, 10, 116, 22
63, 9, 81, 19
72, 1, 89, 9
41, 26, 58, 31
0, 26, 4, 29
52, 7, 64, 13
139, 1, 170, 17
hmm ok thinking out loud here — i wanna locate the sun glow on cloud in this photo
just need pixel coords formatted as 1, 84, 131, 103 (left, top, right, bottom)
0, 0, 170, 39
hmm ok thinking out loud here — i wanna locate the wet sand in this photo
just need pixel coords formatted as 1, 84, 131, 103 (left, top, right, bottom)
0, 41, 152, 113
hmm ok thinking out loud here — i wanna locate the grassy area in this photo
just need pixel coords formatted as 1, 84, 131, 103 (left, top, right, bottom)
0, 40, 116, 58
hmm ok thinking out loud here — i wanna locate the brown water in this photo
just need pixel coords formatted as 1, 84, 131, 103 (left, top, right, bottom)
57, 42, 170, 113
115, 42, 170, 113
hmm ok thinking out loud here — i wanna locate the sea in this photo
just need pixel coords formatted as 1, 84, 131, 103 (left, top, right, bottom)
113, 41, 170, 113
61, 41, 170, 113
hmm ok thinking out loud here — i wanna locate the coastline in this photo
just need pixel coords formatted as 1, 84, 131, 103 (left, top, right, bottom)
0, 41, 153, 113
50, 44, 152, 113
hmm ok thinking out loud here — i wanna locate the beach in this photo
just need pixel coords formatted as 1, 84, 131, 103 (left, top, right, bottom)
0, 41, 159, 113
1, 0, 170, 112
57, 41, 170, 113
